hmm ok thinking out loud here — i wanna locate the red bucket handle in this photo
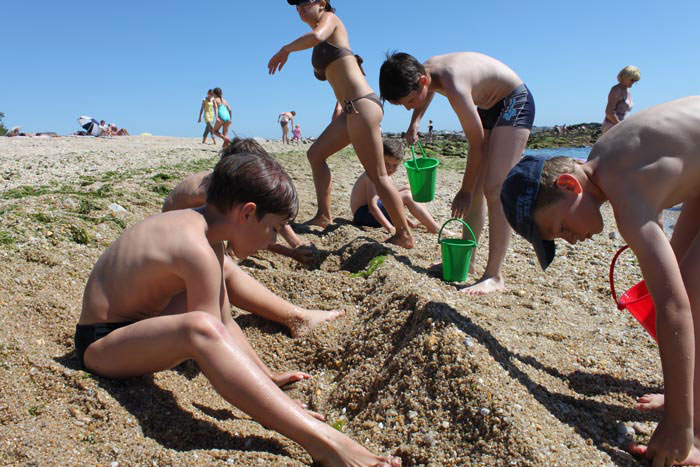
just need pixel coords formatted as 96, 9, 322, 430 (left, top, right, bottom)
609, 245, 630, 310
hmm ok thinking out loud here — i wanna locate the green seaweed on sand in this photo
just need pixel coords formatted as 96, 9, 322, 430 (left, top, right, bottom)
351, 255, 386, 278
69, 225, 90, 245
330, 419, 347, 432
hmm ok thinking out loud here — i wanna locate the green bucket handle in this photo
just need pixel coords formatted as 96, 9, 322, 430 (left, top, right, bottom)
409, 141, 429, 171
438, 218, 477, 245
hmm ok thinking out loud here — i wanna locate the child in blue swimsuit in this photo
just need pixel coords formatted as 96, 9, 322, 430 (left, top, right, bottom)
212, 87, 232, 146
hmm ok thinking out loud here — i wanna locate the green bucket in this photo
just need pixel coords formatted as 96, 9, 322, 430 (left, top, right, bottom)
438, 218, 477, 282
404, 142, 439, 203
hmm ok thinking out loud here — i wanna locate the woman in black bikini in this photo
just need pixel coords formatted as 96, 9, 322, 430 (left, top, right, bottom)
269, 0, 414, 249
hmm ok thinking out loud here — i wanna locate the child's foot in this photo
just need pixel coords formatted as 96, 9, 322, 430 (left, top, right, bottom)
628, 442, 700, 465
309, 424, 402, 467
304, 215, 333, 228
271, 371, 312, 387
287, 308, 345, 338
385, 231, 414, 249
636, 393, 664, 412
461, 276, 504, 296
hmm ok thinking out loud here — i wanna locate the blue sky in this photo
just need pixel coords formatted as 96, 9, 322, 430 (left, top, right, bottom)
1, 1, 698, 138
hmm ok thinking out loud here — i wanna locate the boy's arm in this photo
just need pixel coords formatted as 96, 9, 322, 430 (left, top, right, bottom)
406, 91, 436, 144
180, 243, 227, 318
445, 83, 484, 218
366, 181, 395, 233
617, 208, 694, 462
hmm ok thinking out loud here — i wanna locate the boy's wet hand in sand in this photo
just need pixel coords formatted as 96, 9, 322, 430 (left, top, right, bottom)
451, 189, 472, 219
290, 244, 318, 266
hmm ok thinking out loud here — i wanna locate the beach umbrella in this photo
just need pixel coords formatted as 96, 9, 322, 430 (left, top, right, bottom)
77, 116, 101, 136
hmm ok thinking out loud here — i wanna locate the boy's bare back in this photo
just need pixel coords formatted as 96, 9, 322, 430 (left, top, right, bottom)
80, 209, 225, 324
425, 52, 522, 109
592, 96, 700, 218
162, 171, 211, 212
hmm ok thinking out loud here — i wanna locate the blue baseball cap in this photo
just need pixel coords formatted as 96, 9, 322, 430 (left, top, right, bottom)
500, 155, 556, 270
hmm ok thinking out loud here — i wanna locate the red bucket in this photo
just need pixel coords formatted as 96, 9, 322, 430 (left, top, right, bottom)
609, 245, 657, 342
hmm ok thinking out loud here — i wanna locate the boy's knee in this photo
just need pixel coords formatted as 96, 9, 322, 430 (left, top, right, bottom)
399, 189, 413, 205
181, 312, 227, 349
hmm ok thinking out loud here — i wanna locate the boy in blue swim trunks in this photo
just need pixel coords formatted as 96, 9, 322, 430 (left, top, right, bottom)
350, 139, 440, 234
379, 52, 535, 295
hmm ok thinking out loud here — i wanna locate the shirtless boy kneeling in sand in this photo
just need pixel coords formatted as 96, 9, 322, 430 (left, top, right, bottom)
163, 137, 341, 337
76, 153, 401, 467
500, 97, 700, 466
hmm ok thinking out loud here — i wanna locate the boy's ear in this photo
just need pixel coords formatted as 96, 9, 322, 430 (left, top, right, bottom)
555, 174, 582, 194
239, 202, 257, 221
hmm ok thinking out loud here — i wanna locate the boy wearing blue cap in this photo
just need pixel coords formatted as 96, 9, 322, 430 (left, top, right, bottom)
500, 96, 700, 466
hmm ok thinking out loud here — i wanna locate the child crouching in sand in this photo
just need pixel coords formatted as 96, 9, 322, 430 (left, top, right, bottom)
163, 138, 316, 266
76, 152, 401, 467
500, 97, 700, 466
351, 139, 440, 234
162, 137, 340, 337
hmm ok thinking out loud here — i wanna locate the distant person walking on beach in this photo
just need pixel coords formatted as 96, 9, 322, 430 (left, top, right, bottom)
428, 119, 434, 143
380, 51, 535, 294
291, 124, 302, 143
278, 111, 296, 144
212, 87, 232, 146
198, 89, 217, 144
268, 0, 414, 250
602, 65, 640, 134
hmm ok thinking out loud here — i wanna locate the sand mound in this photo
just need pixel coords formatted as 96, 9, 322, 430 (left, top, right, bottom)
0, 136, 660, 465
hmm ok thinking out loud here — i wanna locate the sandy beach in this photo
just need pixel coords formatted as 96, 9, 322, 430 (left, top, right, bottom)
0, 135, 666, 466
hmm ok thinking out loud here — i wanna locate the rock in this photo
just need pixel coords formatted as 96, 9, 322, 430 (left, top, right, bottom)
108, 203, 128, 216
608, 231, 617, 240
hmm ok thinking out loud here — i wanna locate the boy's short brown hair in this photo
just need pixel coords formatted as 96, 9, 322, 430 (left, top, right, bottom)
207, 152, 298, 221
220, 137, 268, 160
382, 139, 405, 160
534, 156, 580, 211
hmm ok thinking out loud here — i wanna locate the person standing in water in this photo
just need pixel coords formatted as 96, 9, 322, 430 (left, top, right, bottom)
268, 0, 414, 249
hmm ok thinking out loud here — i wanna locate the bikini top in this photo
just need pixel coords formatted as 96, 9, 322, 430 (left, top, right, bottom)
311, 40, 365, 81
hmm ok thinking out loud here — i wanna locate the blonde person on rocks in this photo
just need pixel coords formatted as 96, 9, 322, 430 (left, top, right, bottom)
76, 152, 399, 466
500, 97, 700, 467
268, 0, 414, 250
602, 65, 641, 134
380, 52, 535, 294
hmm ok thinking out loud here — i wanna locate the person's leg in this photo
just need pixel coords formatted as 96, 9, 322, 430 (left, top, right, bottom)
346, 100, 413, 249
279, 223, 304, 248
83, 312, 399, 466
305, 112, 351, 227
462, 126, 530, 295
223, 257, 343, 337
212, 120, 229, 145
282, 123, 289, 144
222, 122, 231, 145
399, 189, 439, 233
202, 123, 211, 144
